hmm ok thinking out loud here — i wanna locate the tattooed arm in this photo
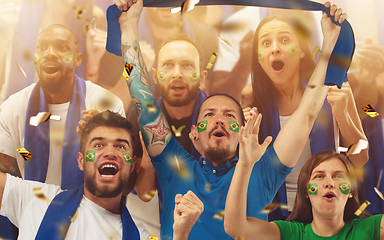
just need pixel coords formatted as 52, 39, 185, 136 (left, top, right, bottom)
117, 0, 171, 156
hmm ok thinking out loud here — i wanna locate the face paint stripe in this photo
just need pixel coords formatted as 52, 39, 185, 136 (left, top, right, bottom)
308, 183, 318, 195
197, 120, 207, 133
86, 150, 95, 162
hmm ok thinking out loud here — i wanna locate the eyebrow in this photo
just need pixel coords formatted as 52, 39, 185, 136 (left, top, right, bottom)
311, 170, 347, 176
89, 137, 130, 147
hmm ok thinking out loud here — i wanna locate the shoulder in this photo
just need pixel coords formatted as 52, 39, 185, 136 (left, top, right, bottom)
1, 84, 35, 108
273, 221, 306, 237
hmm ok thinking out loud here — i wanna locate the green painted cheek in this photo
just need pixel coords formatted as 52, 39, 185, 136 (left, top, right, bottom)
287, 45, 299, 57
157, 71, 167, 82
123, 153, 132, 163
62, 54, 74, 64
228, 121, 239, 132
85, 150, 95, 162
258, 50, 264, 62
339, 182, 350, 195
197, 120, 207, 133
308, 183, 318, 195
189, 71, 199, 83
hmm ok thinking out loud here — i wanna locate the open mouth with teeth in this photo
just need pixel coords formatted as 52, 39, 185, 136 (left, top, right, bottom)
272, 60, 285, 71
42, 65, 59, 74
98, 163, 119, 178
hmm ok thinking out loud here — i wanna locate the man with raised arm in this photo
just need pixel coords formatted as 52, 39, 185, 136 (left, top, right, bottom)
116, 0, 350, 239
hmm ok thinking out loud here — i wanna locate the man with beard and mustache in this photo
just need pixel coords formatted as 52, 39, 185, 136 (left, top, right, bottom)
0, 111, 204, 240
116, 0, 349, 238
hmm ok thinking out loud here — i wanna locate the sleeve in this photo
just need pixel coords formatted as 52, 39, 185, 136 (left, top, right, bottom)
353, 214, 384, 240
0, 96, 18, 158
254, 145, 293, 201
0, 174, 61, 227
150, 137, 194, 188
213, 26, 241, 72
273, 221, 303, 240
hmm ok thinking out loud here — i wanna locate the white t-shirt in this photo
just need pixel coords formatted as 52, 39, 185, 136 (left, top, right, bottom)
0, 81, 125, 185
280, 115, 312, 211
0, 174, 148, 240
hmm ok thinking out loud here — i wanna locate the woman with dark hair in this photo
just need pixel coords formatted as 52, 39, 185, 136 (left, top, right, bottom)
225, 148, 383, 239
244, 1, 368, 218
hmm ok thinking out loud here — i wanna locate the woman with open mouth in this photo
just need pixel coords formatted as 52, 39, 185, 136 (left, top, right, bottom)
245, 2, 368, 221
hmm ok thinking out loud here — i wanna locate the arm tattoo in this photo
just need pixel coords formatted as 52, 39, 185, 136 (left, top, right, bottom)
122, 41, 172, 148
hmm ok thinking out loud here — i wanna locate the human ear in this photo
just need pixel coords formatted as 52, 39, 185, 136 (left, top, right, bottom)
75, 53, 83, 66
77, 152, 84, 171
191, 125, 199, 141
152, 68, 158, 84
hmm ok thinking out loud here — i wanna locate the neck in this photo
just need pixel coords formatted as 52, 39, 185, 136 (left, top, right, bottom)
83, 186, 122, 214
163, 99, 196, 120
206, 152, 236, 167
311, 212, 345, 237
272, 73, 302, 116
42, 75, 74, 104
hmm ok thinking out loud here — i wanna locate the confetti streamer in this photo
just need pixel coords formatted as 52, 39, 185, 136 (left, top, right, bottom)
374, 187, 384, 201
16, 63, 27, 78
181, 0, 200, 15
172, 156, 191, 180
206, 52, 218, 69
312, 46, 321, 60
69, 208, 79, 222
33, 187, 51, 202
145, 102, 156, 113
50, 115, 61, 121
85, 16, 97, 32
218, 37, 232, 48
149, 237, 159, 240
123, 63, 134, 80
169, 6, 181, 14
213, 211, 225, 220
354, 200, 370, 216
337, 139, 368, 156
29, 112, 52, 126
362, 104, 379, 118
143, 190, 157, 200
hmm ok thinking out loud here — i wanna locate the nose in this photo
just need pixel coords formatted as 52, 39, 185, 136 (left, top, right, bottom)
171, 65, 182, 79
324, 177, 335, 189
271, 42, 280, 55
43, 46, 57, 58
215, 114, 225, 126
103, 145, 118, 160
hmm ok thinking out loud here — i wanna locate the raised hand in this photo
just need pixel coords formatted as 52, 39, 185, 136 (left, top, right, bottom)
327, 82, 352, 119
76, 109, 100, 137
238, 111, 272, 166
321, 2, 347, 53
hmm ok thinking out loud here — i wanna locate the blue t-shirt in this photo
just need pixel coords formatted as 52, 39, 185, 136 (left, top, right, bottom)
151, 137, 292, 239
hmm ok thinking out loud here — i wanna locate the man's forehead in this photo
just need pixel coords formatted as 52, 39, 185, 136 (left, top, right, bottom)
37, 26, 78, 44
201, 96, 240, 113
159, 40, 198, 60
87, 126, 132, 144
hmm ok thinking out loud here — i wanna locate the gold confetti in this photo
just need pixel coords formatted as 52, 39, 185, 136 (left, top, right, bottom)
206, 52, 218, 69
169, 6, 181, 14
362, 104, 379, 118
16, 63, 27, 78
213, 211, 225, 220
33, 187, 51, 202
29, 111, 52, 126
85, 16, 97, 32
174, 156, 180, 170
171, 125, 185, 137
69, 208, 79, 222
171, 156, 191, 180
123, 63, 133, 80
354, 200, 370, 216
218, 37, 232, 48
181, 0, 200, 15
236, 238, 244, 240
149, 237, 159, 240
261, 203, 289, 213
143, 190, 157, 200
17, 147, 32, 161
145, 102, 156, 113
374, 187, 384, 201
205, 183, 210, 192
312, 46, 321, 60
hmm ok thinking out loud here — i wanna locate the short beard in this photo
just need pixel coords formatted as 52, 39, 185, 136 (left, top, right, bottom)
205, 147, 232, 166
159, 82, 200, 107
85, 174, 124, 198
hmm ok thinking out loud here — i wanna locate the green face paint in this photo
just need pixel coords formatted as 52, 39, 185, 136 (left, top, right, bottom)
228, 121, 239, 132
123, 153, 132, 163
34, 54, 41, 64
157, 71, 167, 82
308, 183, 318, 195
189, 71, 199, 82
62, 54, 74, 64
86, 150, 95, 162
339, 182, 350, 195
197, 120, 207, 133
287, 45, 299, 57
258, 50, 264, 62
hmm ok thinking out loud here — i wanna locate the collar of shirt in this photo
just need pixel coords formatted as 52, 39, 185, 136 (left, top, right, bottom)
199, 156, 238, 177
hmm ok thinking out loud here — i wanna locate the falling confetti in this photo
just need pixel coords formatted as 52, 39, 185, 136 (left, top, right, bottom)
33, 187, 51, 202
218, 37, 232, 48
261, 203, 289, 213
169, 6, 181, 14
337, 139, 368, 156
123, 63, 134, 80
171, 156, 191, 180
213, 211, 225, 220
312, 46, 321, 60
149, 237, 159, 240
17, 147, 32, 161
145, 102, 156, 113
29, 112, 52, 126
143, 190, 157, 200
85, 16, 97, 32
374, 187, 384, 201
205, 183, 210, 192
181, 0, 200, 15
171, 125, 185, 137
16, 63, 27, 78
354, 200, 370, 216
206, 52, 218, 69
69, 208, 79, 222
362, 104, 379, 118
